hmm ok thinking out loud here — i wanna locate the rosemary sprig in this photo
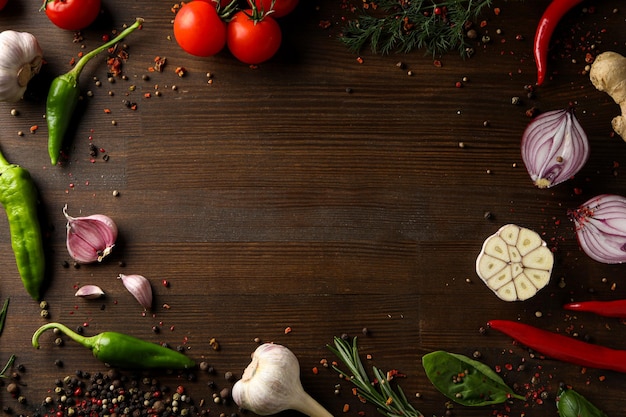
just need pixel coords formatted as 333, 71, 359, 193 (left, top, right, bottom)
0, 297, 10, 337
0, 354, 15, 377
328, 337, 423, 417
341, 0, 493, 57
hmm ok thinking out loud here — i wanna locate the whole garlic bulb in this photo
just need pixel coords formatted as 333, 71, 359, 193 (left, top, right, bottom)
0, 30, 43, 102
232, 343, 333, 417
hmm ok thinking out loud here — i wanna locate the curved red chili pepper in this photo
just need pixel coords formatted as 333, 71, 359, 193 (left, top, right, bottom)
488, 319, 626, 373
534, 0, 584, 86
564, 299, 626, 318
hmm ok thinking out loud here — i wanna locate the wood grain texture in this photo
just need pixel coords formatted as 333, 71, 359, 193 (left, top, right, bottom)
0, 0, 625, 416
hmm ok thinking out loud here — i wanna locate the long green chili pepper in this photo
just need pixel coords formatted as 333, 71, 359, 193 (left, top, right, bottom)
47, 17, 144, 165
0, 148, 46, 300
32, 322, 196, 370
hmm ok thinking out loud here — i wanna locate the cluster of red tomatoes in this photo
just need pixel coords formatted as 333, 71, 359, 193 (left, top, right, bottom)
16, 0, 297, 66
173, 0, 299, 64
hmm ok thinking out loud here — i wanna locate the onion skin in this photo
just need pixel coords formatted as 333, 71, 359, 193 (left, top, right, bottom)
521, 109, 589, 189
569, 194, 626, 264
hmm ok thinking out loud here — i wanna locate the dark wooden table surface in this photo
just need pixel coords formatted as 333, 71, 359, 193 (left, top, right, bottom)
0, 0, 625, 416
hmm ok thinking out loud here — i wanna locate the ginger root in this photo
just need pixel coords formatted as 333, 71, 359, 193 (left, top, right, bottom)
589, 51, 626, 140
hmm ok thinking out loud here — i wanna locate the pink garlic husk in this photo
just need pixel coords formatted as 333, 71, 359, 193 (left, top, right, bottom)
64, 205, 118, 264
75, 285, 105, 299
569, 194, 626, 264
118, 274, 152, 310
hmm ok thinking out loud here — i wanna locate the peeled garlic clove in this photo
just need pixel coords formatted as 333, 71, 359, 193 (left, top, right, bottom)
75, 285, 105, 299
476, 224, 554, 301
118, 274, 152, 310
64, 205, 118, 264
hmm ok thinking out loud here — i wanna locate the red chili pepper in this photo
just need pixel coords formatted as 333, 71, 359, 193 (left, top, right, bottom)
564, 299, 626, 318
533, 0, 584, 86
487, 319, 626, 373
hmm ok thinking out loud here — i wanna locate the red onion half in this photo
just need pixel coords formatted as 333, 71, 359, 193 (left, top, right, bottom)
569, 194, 626, 264
521, 109, 589, 189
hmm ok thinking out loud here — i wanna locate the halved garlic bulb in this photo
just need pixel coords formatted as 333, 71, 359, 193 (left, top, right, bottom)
476, 224, 554, 301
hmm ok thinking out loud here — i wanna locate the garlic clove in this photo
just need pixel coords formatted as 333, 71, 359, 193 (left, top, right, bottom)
75, 285, 105, 299
118, 274, 152, 310
64, 205, 118, 264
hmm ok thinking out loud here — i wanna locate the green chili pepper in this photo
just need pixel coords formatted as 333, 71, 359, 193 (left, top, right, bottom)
0, 148, 46, 300
32, 322, 196, 370
47, 18, 144, 165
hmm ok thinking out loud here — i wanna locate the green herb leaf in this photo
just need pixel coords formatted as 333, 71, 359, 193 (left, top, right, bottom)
422, 351, 525, 406
328, 337, 423, 417
556, 385, 608, 417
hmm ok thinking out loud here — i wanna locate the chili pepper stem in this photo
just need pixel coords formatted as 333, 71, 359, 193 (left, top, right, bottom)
66, 17, 144, 81
32, 322, 95, 350
0, 147, 11, 169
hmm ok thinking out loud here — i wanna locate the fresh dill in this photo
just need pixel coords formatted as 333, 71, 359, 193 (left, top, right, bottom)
340, 0, 493, 57
328, 336, 423, 417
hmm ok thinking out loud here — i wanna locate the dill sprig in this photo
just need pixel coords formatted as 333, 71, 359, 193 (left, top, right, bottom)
340, 0, 493, 57
328, 336, 423, 417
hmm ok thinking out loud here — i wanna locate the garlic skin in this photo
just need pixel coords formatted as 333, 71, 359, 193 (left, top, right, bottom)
75, 285, 105, 299
118, 274, 153, 310
232, 343, 333, 417
64, 205, 118, 264
0, 30, 43, 102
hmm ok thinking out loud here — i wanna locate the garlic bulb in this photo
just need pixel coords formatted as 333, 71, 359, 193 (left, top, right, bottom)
64, 205, 118, 264
0, 30, 43, 102
476, 224, 554, 301
232, 343, 333, 417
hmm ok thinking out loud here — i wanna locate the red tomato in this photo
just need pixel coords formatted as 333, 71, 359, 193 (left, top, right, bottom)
252, 0, 298, 18
0, 0, 8, 11
197, 0, 232, 8
227, 10, 282, 64
173, 1, 226, 57
44, 0, 101, 31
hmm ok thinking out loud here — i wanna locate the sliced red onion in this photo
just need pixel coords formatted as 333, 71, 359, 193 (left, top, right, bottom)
521, 109, 589, 189
569, 194, 626, 264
